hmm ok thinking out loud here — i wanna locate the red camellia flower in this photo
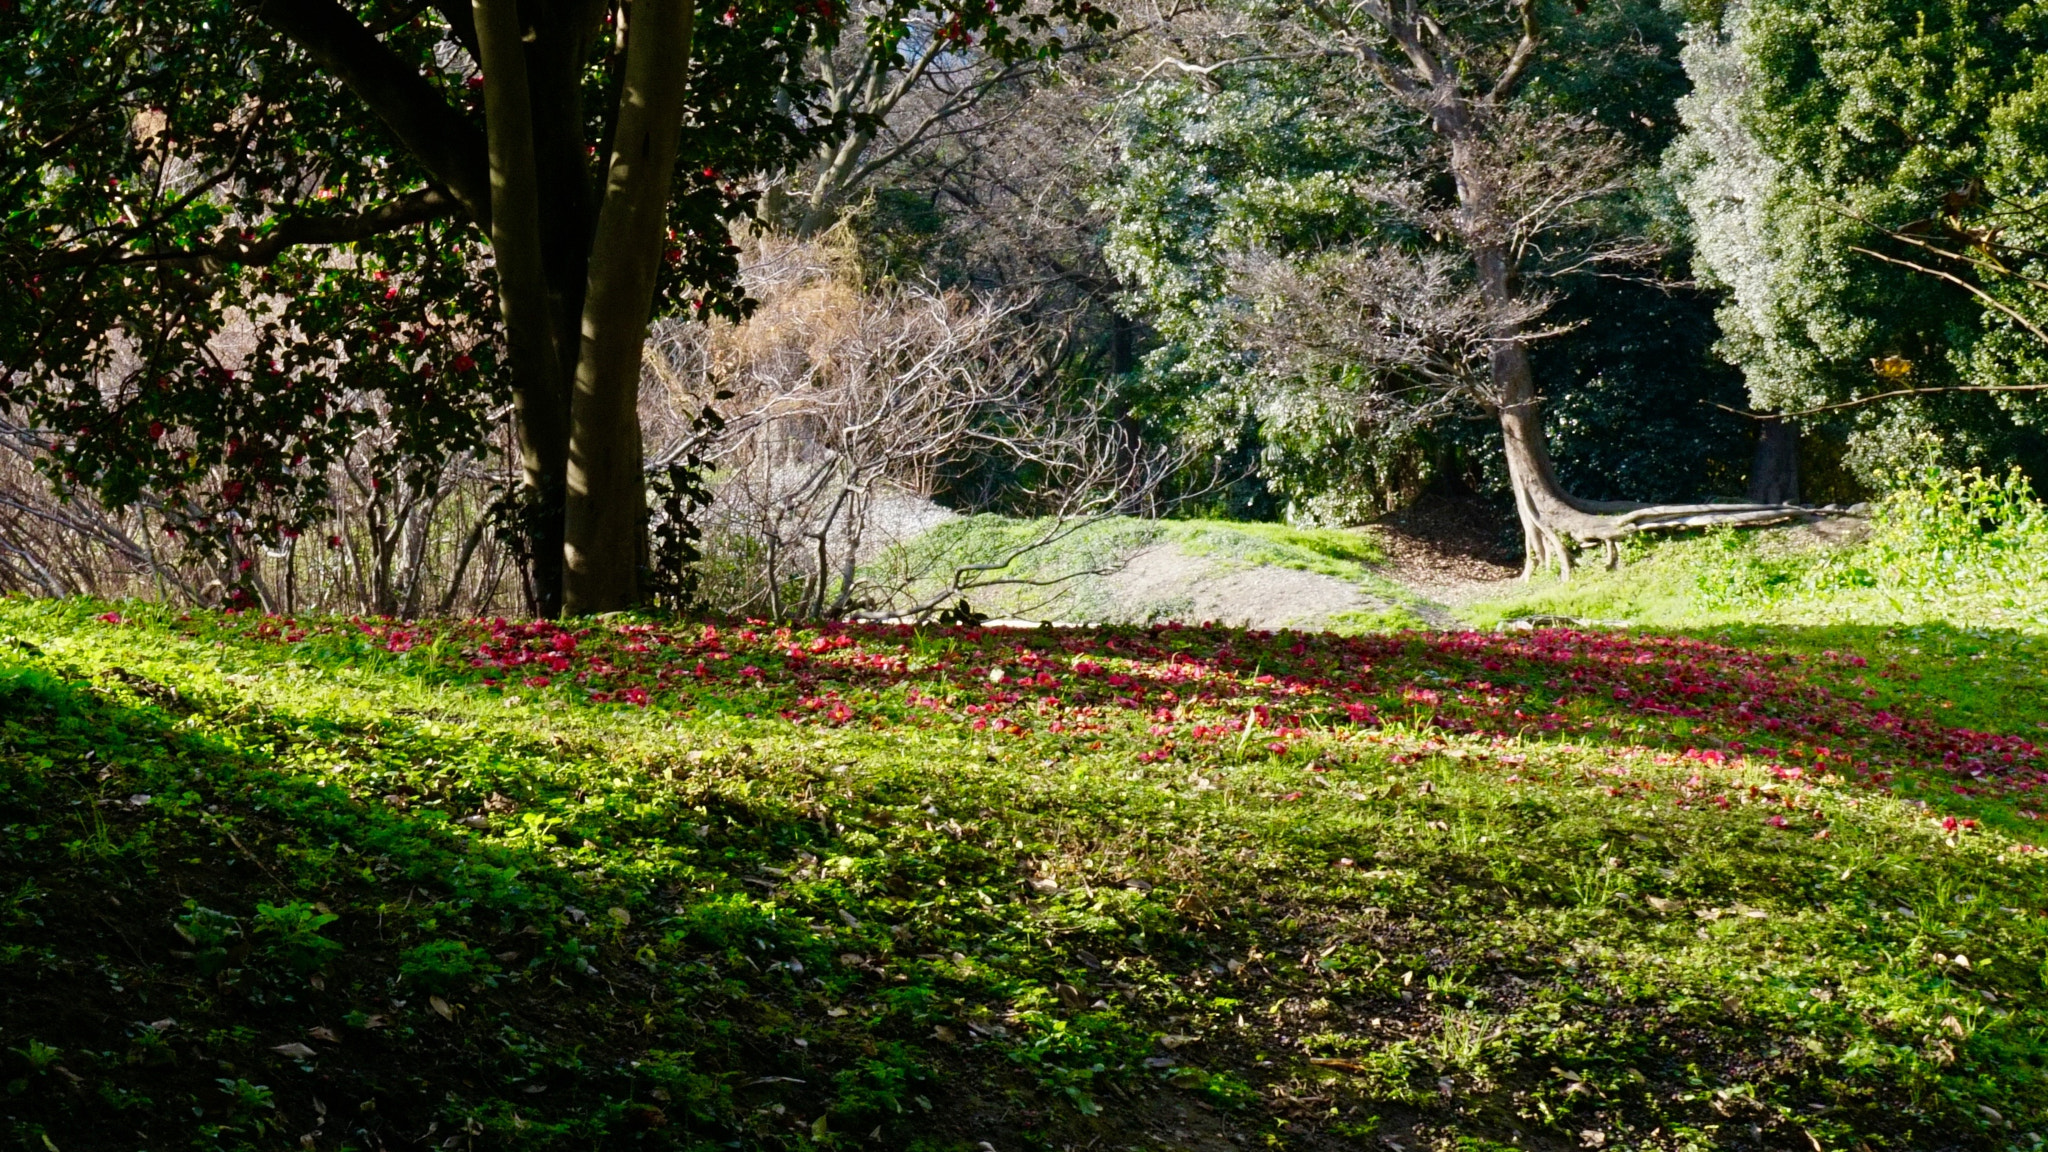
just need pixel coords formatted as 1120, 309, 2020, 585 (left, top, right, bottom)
453, 354, 475, 372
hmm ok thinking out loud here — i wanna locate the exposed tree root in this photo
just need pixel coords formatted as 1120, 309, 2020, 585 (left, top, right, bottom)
1498, 396, 1849, 581
1524, 501, 1823, 579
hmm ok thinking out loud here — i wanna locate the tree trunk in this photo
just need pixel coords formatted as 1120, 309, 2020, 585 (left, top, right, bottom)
1490, 333, 1618, 578
1493, 359, 1812, 578
525, 15, 609, 617
1747, 415, 1800, 505
474, 0, 570, 616
562, 0, 696, 614
1451, 129, 1810, 580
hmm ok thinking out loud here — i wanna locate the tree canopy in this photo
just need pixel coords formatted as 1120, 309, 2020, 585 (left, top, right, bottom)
1671, 0, 2048, 485
0, 0, 1106, 613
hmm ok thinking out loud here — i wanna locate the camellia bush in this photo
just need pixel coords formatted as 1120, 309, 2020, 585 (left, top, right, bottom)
0, 0, 1110, 614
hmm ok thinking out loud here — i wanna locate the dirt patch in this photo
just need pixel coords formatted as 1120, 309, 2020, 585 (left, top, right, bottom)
1367, 495, 1522, 609
1101, 543, 1394, 631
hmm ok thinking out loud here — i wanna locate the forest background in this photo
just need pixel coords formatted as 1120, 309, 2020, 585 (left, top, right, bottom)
3, 0, 2047, 619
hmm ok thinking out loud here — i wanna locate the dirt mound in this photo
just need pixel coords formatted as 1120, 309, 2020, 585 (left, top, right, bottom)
1101, 543, 1392, 630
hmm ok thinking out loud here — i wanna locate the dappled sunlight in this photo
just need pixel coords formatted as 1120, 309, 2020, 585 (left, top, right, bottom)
165, 608, 2047, 825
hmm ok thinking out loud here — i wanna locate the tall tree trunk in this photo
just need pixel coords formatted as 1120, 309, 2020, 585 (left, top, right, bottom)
525, 13, 608, 616
562, 0, 696, 614
1748, 415, 1800, 505
474, 0, 570, 616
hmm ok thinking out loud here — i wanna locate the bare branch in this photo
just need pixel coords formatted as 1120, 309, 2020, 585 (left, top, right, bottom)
1849, 245, 2048, 347
1737, 384, 2048, 419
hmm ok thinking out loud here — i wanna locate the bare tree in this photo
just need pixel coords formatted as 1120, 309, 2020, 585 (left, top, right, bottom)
642, 235, 1185, 620
1274, 1, 1814, 576
857, 403, 1188, 622
770, 7, 1032, 237
766, 1, 1156, 241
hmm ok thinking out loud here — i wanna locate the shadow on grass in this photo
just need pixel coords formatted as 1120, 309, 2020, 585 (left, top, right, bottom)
0, 662, 1003, 1150
11, 603, 2048, 1149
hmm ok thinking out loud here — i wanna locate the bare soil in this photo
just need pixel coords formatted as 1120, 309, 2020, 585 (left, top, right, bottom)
1364, 494, 1523, 609
1100, 543, 1396, 631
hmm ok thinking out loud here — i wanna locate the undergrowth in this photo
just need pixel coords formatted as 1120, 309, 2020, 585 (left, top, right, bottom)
1, 598, 2045, 1150
1471, 468, 2048, 634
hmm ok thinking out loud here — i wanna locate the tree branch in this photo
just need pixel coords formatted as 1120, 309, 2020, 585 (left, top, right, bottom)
1299, 0, 1423, 97
44, 187, 464, 272
1487, 0, 1540, 103
1722, 384, 2048, 419
245, 0, 493, 228
1131, 51, 1331, 85
1849, 244, 2048, 347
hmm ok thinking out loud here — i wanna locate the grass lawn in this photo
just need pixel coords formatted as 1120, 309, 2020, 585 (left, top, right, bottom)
2, 597, 2046, 1151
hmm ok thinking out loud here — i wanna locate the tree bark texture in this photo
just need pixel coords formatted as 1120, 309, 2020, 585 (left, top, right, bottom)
563, 0, 697, 614
472, 0, 569, 615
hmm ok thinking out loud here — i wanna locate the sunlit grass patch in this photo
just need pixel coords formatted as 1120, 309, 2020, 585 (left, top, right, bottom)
1471, 466, 2048, 637
2, 597, 2046, 1149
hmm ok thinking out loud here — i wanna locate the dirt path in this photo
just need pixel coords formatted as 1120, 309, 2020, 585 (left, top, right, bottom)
1362, 496, 1522, 623
957, 496, 1530, 632
1094, 542, 1398, 631
1011, 498, 1526, 631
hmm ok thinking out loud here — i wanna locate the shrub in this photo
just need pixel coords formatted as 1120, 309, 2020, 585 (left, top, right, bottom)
397, 940, 486, 992
1679, 466, 2048, 628
173, 904, 244, 977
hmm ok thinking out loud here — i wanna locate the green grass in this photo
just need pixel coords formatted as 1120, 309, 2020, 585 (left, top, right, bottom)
1162, 520, 1388, 579
4, 597, 2048, 1150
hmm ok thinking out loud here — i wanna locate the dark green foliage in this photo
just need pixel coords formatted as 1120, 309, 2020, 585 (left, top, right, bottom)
647, 394, 730, 615
1680, 0, 2048, 484
1536, 280, 1756, 503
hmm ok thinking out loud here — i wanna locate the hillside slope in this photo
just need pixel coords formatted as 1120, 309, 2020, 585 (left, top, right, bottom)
2, 601, 2046, 1151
